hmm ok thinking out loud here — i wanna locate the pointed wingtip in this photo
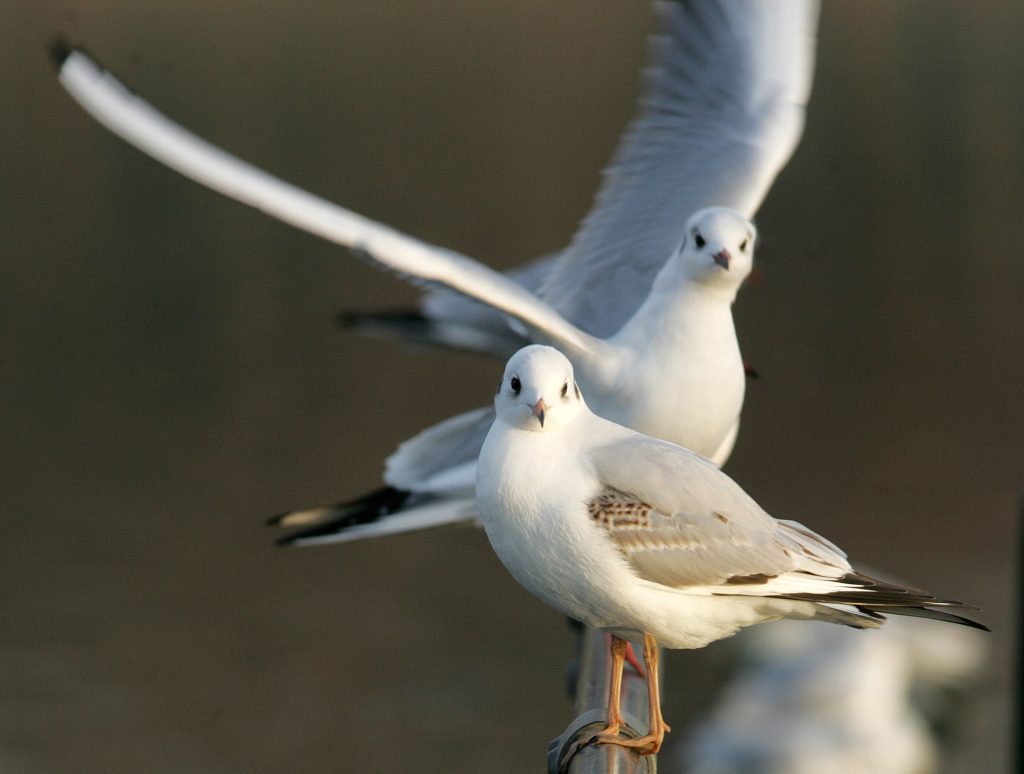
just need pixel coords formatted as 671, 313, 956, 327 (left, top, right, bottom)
48, 36, 75, 71
267, 505, 338, 529
269, 487, 413, 547
335, 307, 427, 330
891, 604, 990, 632
948, 612, 991, 632
273, 520, 346, 547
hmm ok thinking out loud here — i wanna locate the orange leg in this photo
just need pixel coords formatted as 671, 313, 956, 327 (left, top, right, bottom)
595, 633, 670, 755
565, 633, 628, 763
599, 635, 628, 735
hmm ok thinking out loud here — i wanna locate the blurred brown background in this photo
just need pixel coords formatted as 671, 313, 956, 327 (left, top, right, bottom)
1, 1, 1021, 771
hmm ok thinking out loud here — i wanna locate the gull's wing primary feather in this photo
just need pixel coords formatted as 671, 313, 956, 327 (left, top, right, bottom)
540, 0, 819, 336
280, 497, 479, 547
54, 47, 607, 359
269, 408, 491, 546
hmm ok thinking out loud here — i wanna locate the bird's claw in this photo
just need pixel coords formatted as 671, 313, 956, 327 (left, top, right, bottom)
565, 722, 667, 759
595, 731, 666, 755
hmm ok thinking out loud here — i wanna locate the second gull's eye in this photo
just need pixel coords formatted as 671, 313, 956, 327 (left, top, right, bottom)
561, 382, 568, 398
510, 377, 521, 394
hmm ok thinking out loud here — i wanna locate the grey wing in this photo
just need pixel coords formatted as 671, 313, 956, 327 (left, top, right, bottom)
586, 429, 985, 629
586, 431, 849, 589
340, 255, 555, 359
588, 488, 843, 589
540, 0, 819, 336
413, 253, 556, 356
383, 406, 495, 492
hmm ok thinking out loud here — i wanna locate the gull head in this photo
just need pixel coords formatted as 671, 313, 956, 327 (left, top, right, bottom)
678, 207, 756, 288
495, 345, 585, 432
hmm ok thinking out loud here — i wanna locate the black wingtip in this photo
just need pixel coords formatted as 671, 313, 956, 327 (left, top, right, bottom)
910, 607, 991, 632
335, 308, 427, 330
48, 36, 75, 71
270, 486, 413, 547
938, 610, 991, 632
273, 517, 357, 547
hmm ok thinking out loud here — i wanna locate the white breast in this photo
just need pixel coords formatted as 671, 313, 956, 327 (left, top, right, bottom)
476, 422, 646, 628
582, 296, 744, 461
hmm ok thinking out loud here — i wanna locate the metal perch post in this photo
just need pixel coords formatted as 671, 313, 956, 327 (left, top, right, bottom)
548, 624, 660, 773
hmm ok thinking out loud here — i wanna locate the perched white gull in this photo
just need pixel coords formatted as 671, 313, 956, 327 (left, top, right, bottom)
53, 1, 818, 543
475, 345, 986, 755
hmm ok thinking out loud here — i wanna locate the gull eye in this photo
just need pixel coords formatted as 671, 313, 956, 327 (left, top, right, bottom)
561, 382, 569, 398
739, 238, 749, 252
510, 376, 521, 394
693, 231, 706, 249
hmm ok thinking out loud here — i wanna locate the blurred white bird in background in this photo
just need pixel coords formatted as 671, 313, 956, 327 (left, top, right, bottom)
679, 618, 988, 774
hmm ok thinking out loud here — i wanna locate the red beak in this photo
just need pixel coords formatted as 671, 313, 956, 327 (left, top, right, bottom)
712, 249, 731, 270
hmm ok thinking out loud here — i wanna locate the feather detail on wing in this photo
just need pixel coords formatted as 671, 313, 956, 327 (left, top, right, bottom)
585, 487, 848, 589
540, 0, 819, 335
584, 427, 988, 631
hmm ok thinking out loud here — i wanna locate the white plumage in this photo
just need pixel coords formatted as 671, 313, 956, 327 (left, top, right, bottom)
54, 2, 819, 545
474, 345, 984, 754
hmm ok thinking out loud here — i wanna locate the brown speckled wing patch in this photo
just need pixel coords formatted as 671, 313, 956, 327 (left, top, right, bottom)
587, 488, 652, 530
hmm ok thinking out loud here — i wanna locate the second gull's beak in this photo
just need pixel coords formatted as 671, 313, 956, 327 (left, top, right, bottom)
531, 398, 549, 428
712, 249, 731, 270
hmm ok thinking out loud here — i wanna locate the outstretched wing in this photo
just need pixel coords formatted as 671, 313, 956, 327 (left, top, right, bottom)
54, 45, 608, 360
540, 0, 819, 335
